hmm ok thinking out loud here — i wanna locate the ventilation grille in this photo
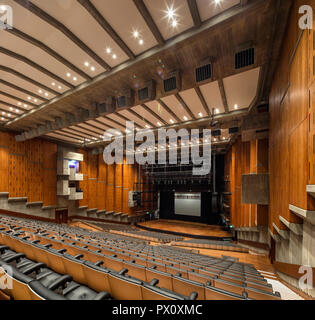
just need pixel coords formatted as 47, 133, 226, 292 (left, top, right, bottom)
235, 48, 255, 69
229, 127, 239, 134
212, 130, 221, 137
164, 76, 177, 93
196, 63, 212, 83
117, 96, 126, 108
138, 87, 149, 101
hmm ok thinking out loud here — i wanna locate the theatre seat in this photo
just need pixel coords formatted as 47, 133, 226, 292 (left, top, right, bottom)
205, 284, 246, 300
172, 275, 205, 300
245, 287, 281, 300
145, 267, 173, 291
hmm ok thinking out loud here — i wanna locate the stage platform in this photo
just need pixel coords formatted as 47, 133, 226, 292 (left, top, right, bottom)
136, 219, 233, 241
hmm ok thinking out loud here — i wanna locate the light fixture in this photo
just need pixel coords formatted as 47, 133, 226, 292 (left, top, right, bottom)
45, 92, 48, 97
133, 30, 139, 38
84, 61, 90, 67
58, 86, 62, 90
18, 102, 21, 106
183, 116, 188, 121
198, 112, 203, 117
145, 124, 150, 129
66, 73, 71, 77
7, 113, 11, 117
170, 119, 174, 124
16, 109, 19, 113
9, 107, 12, 111
24, 104, 27, 108
106, 48, 111, 54
34, 99, 37, 103
90, 66, 95, 72
157, 122, 161, 126
215, 108, 219, 114
166, 6, 175, 20
52, 82, 56, 86
73, 77, 77, 81
172, 20, 178, 28
214, 0, 221, 4
112, 54, 117, 59
234, 104, 238, 109
139, 39, 144, 45
38, 89, 42, 93
27, 97, 31, 100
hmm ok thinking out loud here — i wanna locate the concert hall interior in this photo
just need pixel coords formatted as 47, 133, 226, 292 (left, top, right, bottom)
0, 0, 314, 301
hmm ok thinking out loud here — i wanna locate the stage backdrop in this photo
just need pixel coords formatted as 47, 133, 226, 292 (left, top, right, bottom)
159, 191, 219, 224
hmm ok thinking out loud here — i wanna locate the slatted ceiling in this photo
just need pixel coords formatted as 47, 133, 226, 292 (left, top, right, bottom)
79, 123, 104, 134
62, 128, 93, 139
0, 52, 70, 93
178, 88, 207, 119
199, 81, 225, 114
160, 95, 192, 121
145, 100, 176, 123
223, 67, 261, 111
46, 132, 79, 143
0, 32, 86, 87
86, 119, 109, 131
68, 126, 100, 138
90, 0, 158, 56
31, 0, 128, 69
106, 113, 129, 127
0, 95, 32, 110
196, 0, 240, 22
96, 116, 125, 131
0, 70, 57, 100
0, 83, 44, 105
132, 105, 161, 126
8, 1, 104, 77
118, 109, 147, 128
143, 0, 194, 40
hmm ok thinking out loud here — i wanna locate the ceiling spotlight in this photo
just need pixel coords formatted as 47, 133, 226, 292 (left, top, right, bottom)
45, 92, 48, 97
223, 137, 226, 140
133, 30, 139, 38
215, 108, 219, 114
198, 112, 203, 117
215, 0, 221, 4
170, 119, 174, 124
27, 97, 31, 100
166, 6, 175, 20
139, 39, 144, 45
157, 122, 161, 126
172, 20, 178, 28
145, 124, 150, 129
9, 107, 12, 111
183, 116, 188, 121
66, 72, 71, 77
234, 104, 238, 109
84, 61, 90, 67
90, 66, 95, 72
58, 86, 62, 90
52, 82, 56, 86
16, 109, 19, 113
106, 48, 111, 54
7, 113, 11, 117
38, 89, 42, 93
24, 104, 27, 107
73, 77, 77, 81
18, 102, 21, 106
34, 99, 37, 103
112, 54, 117, 59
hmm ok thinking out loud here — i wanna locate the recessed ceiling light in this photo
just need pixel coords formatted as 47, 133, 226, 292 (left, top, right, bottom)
38, 89, 42, 93
84, 61, 89, 67
133, 30, 139, 38
215, 108, 219, 114
16, 109, 19, 113
215, 0, 221, 4
157, 122, 161, 126
45, 92, 48, 97
52, 82, 56, 86
112, 54, 117, 59
106, 48, 111, 54
172, 20, 178, 28
170, 119, 174, 124
166, 6, 175, 20
8, 113, 11, 117
145, 124, 150, 129
90, 66, 95, 72
17, 102, 21, 106
183, 116, 188, 121
27, 97, 31, 100
66, 73, 71, 77
9, 107, 12, 111
198, 112, 203, 117
73, 77, 77, 81
58, 86, 62, 90
24, 104, 27, 107
139, 39, 144, 45
234, 104, 238, 109
34, 99, 38, 103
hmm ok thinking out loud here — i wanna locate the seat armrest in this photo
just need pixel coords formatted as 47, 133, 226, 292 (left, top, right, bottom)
149, 279, 159, 286
3, 253, 26, 263
74, 254, 83, 260
22, 263, 46, 275
47, 275, 73, 291
94, 261, 104, 267
94, 292, 111, 300
32, 240, 40, 244
119, 268, 128, 276
57, 249, 67, 254
0, 246, 9, 253
43, 244, 53, 248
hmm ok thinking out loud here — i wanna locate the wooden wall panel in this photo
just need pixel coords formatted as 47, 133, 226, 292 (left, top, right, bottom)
0, 132, 9, 193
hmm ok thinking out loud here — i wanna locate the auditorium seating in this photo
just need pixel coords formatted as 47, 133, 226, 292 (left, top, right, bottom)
0, 214, 281, 300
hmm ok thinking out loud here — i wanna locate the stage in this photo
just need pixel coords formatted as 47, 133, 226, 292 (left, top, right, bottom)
136, 219, 233, 240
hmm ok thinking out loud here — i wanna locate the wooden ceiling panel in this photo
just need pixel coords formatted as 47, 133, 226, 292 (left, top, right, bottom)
199, 81, 225, 115
196, 0, 240, 22
223, 67, 261, 111
145, 100, 176, 124
178, 88, 207, 119
118, 109, 147, 128
161, 95, 193, 121
31, 0, 129, 68
46, 132, 80, 143
0, 93, 31, 110
143, 0, 194, 40
132, 105, 162, 127
90, 0, 158, 55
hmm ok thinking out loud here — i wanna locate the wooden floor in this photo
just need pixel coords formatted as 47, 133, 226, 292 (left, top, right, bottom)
138, 219, 232, 238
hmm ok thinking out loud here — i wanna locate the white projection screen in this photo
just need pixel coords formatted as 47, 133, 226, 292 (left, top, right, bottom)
174, 193, 201, 217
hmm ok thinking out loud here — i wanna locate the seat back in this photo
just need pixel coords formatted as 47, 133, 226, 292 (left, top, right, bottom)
205, 285, 244, 300
123, 261, 147, 282
172, 276, 205, 300
82, 263, 111, 293
145, 268, 173, 291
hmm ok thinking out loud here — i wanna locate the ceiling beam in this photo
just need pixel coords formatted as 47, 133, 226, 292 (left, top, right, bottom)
141, 104, 167, 126
0, 79, 49, 102
0, 100, 29, 113
61, 128, 96, 139
0, 66, 60, 96
87, 119, 111, 131
175, 93, 196, 120
218, 79, 229, 113
6, 28, 92, 81
126, 109, 155, 128
0, 90, 38, 108
0, 47, 75, 89
114, 112, 145, 128
13, 0, 110, 71
77, 0, 135, 60
157, 99, 181, 123
75, 124, 103, 136
194, 87, 211, 117
102, 116, 128, 131
56, 130, 86, 141
187, 0, 202, 28
132, 0, 165, 45
83, 121, 109, 133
